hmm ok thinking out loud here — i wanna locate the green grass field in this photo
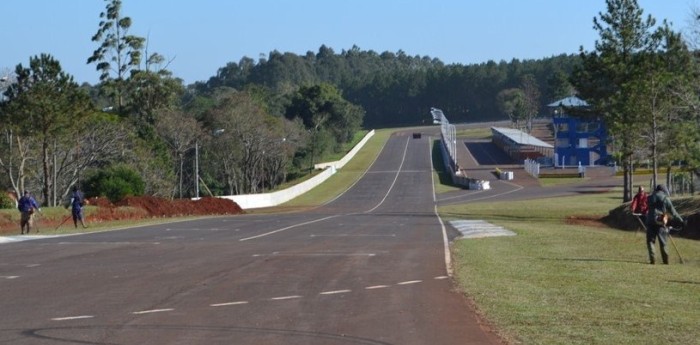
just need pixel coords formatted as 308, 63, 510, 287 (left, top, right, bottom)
441, 194, 700, 345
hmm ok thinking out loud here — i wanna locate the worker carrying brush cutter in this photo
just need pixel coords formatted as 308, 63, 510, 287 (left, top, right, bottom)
645, 184, 684, 265
17, 190, 40, 234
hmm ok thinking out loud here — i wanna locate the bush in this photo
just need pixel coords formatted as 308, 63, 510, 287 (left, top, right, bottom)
84, 165, 146, 203
0, 192, 16, 209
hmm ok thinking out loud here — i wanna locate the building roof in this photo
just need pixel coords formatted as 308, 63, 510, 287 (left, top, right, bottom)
547, 96, 589, 108
491, 127, 553, 148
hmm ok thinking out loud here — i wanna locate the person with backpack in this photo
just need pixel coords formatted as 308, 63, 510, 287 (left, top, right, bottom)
17, 190, 40, 234
645, 184, 683, 264
69, 186, 88, 229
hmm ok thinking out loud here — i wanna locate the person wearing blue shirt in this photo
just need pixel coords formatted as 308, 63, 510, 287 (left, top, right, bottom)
69, 186, 87, 228
17, 190, 39, 234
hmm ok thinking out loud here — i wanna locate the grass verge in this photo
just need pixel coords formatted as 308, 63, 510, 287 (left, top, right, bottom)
440, 193, 700, 345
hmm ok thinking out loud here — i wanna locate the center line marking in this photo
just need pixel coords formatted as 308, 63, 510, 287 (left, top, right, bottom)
211, 301, 248, 307
320, 290, 351, 295
1, 276, 19, 279
270, 295, 302, 301
397, 280, 422, 285
365, 285, 389, 290
240, 215, 339, 241
132, 308, 174, 315
51, 315, 94, 321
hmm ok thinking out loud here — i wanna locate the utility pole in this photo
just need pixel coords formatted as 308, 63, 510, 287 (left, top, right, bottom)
194, 141, 199, 198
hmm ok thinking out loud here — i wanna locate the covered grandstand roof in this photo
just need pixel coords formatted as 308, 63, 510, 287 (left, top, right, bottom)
491, 127, 553, 148
547, 96, 589, 108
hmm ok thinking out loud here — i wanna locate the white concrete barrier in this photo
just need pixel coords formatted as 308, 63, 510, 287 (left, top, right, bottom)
221, 166, 336, 209
315, 130, 375, 170
217, 130, 375, 210
499, 171, 514, 180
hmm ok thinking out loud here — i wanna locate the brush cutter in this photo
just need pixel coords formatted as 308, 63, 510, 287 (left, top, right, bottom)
54, 214, 73, 231
632, 213, 685, 264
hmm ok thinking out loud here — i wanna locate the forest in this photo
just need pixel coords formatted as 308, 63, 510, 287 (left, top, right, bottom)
1, 0, 699, 205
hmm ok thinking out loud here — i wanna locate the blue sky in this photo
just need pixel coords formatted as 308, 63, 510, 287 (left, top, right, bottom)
1, 0, 695, 85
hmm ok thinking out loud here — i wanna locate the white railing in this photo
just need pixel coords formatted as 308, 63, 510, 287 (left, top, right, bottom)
432, 107, 490, 190
524, 158, 540, 178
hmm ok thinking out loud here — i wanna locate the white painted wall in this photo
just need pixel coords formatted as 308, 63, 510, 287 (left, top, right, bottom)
216, 130, 375, 210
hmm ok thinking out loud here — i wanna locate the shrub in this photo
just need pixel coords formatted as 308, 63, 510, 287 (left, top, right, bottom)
84, 165, 146, 203
0, 192, 16, 209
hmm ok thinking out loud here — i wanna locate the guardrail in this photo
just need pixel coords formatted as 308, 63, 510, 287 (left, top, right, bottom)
433, 107, 490, 190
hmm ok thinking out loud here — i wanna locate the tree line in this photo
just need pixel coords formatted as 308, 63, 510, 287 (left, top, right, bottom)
2, 0, 698, 206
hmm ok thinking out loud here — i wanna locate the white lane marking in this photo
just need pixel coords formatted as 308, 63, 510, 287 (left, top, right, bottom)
211, 301, 249, 307
51, 315, 94, 321
365, 137, 410, 214
434, 204, 453, 277
397, 280, 422, 285
252, 252, 376, 257
239, 215, 339, 241
310, 234, 396, 238
26, 264, 40, 267
430, 139, 454, 278
434, 276, 449, 280
365, 285, 389, 290
1, 276, 19, 279
320, 290, 351, 295
270, 295, 302, 301
132, 308, 174, 315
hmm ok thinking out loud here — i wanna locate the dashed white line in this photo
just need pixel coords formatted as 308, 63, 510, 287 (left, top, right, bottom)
210, 301, 249, 307
270, 295, 302, 301
239, 215, 339, 241
132, 308, 174, 315
51, 315, 94, 321
310, 234, 396, 238
319, 289, 351, 295
252, 252, 376, 258
1, 276, 19, 279
47, 274, 438, 321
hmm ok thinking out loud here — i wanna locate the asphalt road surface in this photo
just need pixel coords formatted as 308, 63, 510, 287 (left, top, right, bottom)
0, 132, 503, 345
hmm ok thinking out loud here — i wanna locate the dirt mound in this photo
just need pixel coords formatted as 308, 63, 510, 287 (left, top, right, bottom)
604, 196, 700, 239
0, 195, 243, 234
114, 196, 243, 217
565, 215, 606, 228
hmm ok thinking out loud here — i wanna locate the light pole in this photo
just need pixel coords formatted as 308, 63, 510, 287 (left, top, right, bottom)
194, 140, 199, 198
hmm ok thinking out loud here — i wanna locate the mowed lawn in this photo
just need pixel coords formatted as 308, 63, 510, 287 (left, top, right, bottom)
440, 193, 700, 345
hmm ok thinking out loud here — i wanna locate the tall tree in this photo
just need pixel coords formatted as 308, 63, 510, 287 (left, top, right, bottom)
87, 0, 145, 111
2, 54, 93, 205
285, 83, 364, 151
573, 0, 662, 202
155, 109, 202, 198
496, 88, 526, 128
520, 74, 541, 133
